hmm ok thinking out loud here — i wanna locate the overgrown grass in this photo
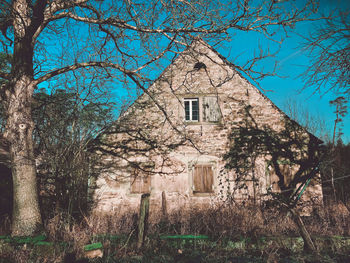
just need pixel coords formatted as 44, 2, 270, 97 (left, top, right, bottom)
1, 201, 350, 262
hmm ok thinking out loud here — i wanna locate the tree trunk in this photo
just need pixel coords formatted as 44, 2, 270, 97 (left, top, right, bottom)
5, 76, 42, 236
2, 0, 44, 237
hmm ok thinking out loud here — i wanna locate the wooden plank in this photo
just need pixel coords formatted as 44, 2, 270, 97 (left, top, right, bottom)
130, 173, 141, 193
203, 166, 213, 192
193, 165, 203, 192
203, 97, 221, 122
141, 175, 151, 193
161, 191, 168, 220
137, 193, 150, 249
194, 165, 213, 193
131, 169, 151, 194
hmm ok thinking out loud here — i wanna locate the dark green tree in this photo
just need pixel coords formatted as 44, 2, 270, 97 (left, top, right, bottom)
32, 88, 114, 220
332, 141, 350, 204
330, 96, 348, 145
321, 140, 350, 205
224, 105, 323, 252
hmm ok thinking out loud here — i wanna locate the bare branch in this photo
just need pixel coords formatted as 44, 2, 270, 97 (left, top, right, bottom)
126, 72, 203, 154
40, 1, 321, 36
32, 0, 89, 42
33, 61, 143, 85
301, 11, 350, 94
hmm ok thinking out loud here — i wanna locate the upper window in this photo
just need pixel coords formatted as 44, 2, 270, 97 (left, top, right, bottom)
184, 98, 199, 121
183, 96, 221, 123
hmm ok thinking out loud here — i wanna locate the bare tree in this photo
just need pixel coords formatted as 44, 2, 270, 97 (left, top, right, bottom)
283, 98, 329, 141
326, 96, 348, 201
302, 11, 350, 95
330, 96, 348, 145
0, 0, 320, 236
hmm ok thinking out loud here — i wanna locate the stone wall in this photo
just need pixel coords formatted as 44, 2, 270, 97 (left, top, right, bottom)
92, 40, 323, 214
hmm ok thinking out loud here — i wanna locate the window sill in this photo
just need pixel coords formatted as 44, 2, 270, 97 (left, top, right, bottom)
184, 121, 221, 126
192, 192, 214, 197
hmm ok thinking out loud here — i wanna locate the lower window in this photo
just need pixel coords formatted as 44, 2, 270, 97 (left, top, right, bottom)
130, 169, 151, 193
193, 164, 214, 193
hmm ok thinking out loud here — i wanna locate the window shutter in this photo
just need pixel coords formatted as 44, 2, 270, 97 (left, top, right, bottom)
193, 166, 204, 192
203, 165, 214, 192
202, 97, 221, 122
193, 165, 214, 193
131, 174, 141, 193
141, 175, 151, 193
131, 169, 151, 193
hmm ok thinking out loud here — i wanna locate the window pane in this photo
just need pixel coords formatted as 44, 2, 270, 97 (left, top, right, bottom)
184, 101, 190, 120
184, 98, 199, 121
192, 99, 199, 111
131, 175, 141, 193
192, 99, 199, 121
192, 110, 198, 121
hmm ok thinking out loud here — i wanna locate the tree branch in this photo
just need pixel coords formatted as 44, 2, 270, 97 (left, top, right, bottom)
32, 0, 89, 42
33, 61, 143, 85
125, 72, 203, 154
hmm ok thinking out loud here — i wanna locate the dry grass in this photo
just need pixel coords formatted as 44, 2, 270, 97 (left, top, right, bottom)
150, 204, 297, 239
306, 201, 350, 236
1, 202, 350, 262
42, 202, 350, 244
42, 201, 350, 247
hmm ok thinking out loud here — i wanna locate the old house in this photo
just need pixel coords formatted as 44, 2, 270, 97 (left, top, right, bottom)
91, 39, 323, 214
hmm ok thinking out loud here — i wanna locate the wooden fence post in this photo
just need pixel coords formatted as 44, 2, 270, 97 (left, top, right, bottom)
137, 193, 150, 249
161, 191, 168, 220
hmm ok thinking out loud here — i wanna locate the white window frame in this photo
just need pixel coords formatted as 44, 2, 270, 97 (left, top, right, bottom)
184, 98, 199, 122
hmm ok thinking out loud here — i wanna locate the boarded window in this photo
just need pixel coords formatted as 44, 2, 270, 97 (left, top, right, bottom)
130, 169, 151, 194
193, 165, 214, 193
202, 97, 221, 122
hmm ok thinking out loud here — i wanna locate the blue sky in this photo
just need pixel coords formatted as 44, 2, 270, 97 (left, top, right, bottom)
216, 0, 350, 143
34, 0, 349, 143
